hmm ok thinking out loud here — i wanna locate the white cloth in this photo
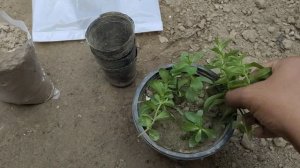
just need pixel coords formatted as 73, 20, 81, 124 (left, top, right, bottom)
32, 0, 163, 42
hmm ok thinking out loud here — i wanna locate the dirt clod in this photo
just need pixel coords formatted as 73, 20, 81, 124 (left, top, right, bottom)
158, 35, 169, 43
282, 39, 293, 50
287, 16, 296, 25
255, 0, 267, 9
260, 138, 268, 146
273, 138, 288, 147
242, 29, 258, 43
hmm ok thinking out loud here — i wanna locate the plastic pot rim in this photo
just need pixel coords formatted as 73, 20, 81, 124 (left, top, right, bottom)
132, 64, 235, 160
85, 11, 135, 53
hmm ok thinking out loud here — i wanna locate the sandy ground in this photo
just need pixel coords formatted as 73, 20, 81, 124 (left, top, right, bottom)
0, 0, 300, 167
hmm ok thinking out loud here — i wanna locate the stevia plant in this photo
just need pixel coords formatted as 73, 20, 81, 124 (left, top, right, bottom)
138, 38, 272, 147
204, 38, 272, 135
139, 52, 213, 142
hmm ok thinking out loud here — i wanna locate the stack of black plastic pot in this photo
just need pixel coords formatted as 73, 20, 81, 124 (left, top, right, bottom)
86, 12, 137, 87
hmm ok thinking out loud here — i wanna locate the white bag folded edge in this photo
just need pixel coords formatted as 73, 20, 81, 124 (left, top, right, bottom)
32, 0, 163, 42
32, 21, 163, 42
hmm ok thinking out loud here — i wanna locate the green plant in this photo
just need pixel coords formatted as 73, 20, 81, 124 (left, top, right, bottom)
182, 111, 216, 147
139, 52, 213, 142
204, 38, 272, 134
138, 39, 272, 148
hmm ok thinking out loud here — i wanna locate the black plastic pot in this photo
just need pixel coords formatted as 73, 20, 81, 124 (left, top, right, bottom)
86, 12, 135, 60
93, 46, 137, 70
103, 58, 137, 87
85, 12, 137, 87
132, 64, 234, 160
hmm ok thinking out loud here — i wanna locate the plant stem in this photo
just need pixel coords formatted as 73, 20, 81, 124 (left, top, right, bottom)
241, 61, 251, 85
138, 102, 163, 137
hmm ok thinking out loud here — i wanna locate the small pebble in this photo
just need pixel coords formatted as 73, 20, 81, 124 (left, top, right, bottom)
260, 138, 268, 146
178, 25, 186, 31
158, 35, 169, 43
287, 16, 296, 24
267, 26, 276, 33
273, 138, 287, 147
255, 0, 267, 9
282, 39, 293, 50
242, 29, 258, 43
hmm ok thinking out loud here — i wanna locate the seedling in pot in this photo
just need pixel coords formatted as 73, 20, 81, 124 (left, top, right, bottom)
182, 111, 216, 147
204, 38, 272, 135
138, 38, 272, 150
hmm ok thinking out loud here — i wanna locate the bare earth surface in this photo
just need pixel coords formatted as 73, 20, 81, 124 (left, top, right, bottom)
0, 0, 300, 167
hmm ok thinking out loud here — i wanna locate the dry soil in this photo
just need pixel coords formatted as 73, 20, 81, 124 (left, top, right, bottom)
0, 0, 300, 168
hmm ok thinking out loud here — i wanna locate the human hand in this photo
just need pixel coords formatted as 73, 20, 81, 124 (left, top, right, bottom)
226, 57, 300, 151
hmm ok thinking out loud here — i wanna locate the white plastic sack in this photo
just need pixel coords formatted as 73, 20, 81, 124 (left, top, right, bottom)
32, 0, 163, 42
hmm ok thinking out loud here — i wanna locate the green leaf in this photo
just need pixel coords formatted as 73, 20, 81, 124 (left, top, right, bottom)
164, 100, 175, 107
249, 67, 272, 83
204, 93, 225, 112
206, 99, 224, 112
199, 76, 213, 84
202, 129, 217, 139
215, 76, 227, 85
139, 116, 152, 128
159, 69, 171, 83
211, 46, 223, 56
228, 79, 249, 90
171, 62, 190, 75
149, 81, 164, 96
224, 66, 244, 76
177, 78, 189, 89
165, 93, 174, 99
182, 66, 197, 75
217, 38, 231, 50
140, 102, 152, 114
190, 77, 204, 91
148, 129, 160, 141
184, 112, 202, 125
246, 62, 264, 69
195, 130, 202, 143
182, 121, 199, 132
169, 78, 177, 89
150, 97, 160, 107
189, 135, 198, 148
153, 94, 161, 102
225, 49, 240, 58
180, 52, 189, 58
179, 52, 190, 63
185, 87, 199, 102
156, 111, 171, 120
